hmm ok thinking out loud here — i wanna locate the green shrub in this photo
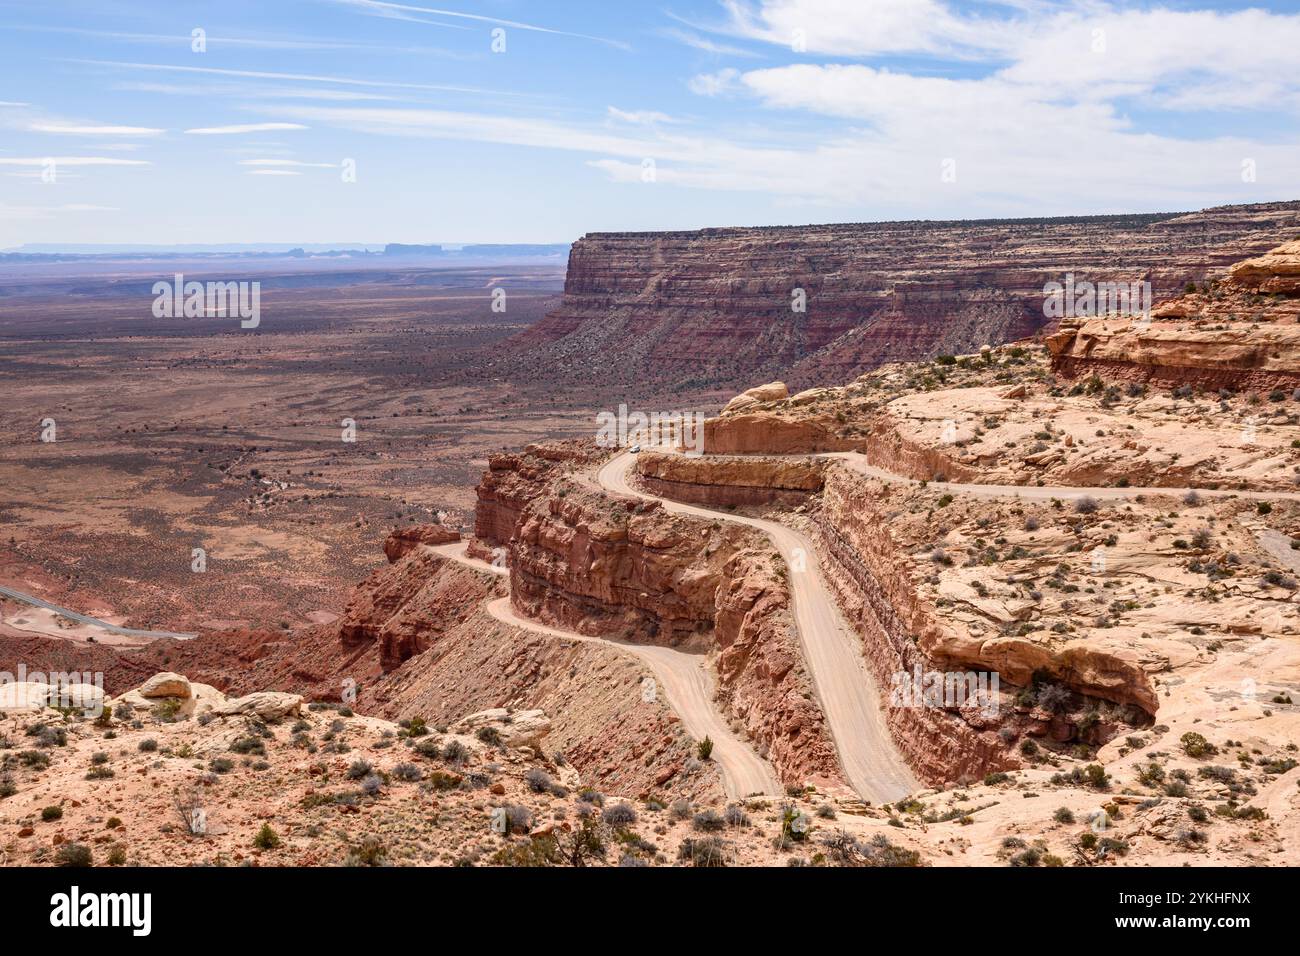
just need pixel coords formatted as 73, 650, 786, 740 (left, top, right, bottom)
253, 823, 281, 850
55, 843, 92, 867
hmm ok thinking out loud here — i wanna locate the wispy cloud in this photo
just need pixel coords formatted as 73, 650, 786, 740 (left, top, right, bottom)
30, 122, 164, 136
239, 158, 339, 168
607, 107, 678, 126
116, 81, 400, 102
710, 0, 1018, 58
0, 156, 150, 166
334, 0, 631, 50
661, 26, 761, 57
247, 169, 302, 176
69, 59, 522, 97
11, 24, 468, 56
0, 202, 118, 220
185, 123, 309, 135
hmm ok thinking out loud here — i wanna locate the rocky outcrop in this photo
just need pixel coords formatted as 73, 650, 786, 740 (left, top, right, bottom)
635, 451, 826, 507
474, 442, 606, 548
451, 708, 552, 748
511, 489, 722, 643
212, 690, 304, 720
722, 381, 788, 414
338, 546, 498, 669
794, 469, 1015, 784
110, 676, 227, 720
1229, 238, 1300, 293
383, 524, 460, 563
139, 672, 191, 698
1047, 237, 1300, 392
704, 413, 857, 455
514, 202, 1300, 390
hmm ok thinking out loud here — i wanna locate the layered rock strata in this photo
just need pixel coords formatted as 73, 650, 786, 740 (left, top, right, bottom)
1047, 238, 1300, 391
516, 202, 1300, 390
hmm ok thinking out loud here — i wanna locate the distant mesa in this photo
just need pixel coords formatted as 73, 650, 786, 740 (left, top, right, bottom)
512, 201, 1300, 391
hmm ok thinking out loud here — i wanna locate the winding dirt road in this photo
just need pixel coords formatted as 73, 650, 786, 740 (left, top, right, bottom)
429, 542, 781, 798
432, 440, 1300, 805
827, 452, 1300, 504
597, 451, 919, 803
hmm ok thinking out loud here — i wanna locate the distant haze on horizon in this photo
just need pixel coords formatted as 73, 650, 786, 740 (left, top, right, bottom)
2, 1, 1299, 248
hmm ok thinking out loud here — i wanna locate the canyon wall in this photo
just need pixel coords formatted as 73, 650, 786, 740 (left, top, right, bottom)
478, 445, 844, 788
635, 451, 826, 508
515, 202, 1300, 391
808, 465, 1151, 784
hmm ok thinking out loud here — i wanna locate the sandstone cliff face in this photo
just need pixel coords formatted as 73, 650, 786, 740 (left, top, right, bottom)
515, 203, 1300, 390
474, 442, 601, 548
480, 445, 843, 788
636, 451, 826, 508
807, 466, 1150, 785
339, 545, 488, 669
511, 488, 728, 643
815, 477, 1016, 784
1047, 237, 1300, 391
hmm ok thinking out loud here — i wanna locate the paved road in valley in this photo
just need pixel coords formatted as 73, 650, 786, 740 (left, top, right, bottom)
0, 585, 197, 640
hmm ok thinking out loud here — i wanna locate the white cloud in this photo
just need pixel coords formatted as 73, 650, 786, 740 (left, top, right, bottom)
717, 0, 1016, 58
31, 123, 164, 136
240, 159, 339, 168
607, 107, 677, 125
69, 60, 520, 97
661, 27, 761, 57
0, 156, 150, 166
689, 68, 741, 97
259, 84, 1300, 218
247, 169, 302, 176
116, 81, 400, 102
185, 123, 309, 135
715, 1, 1300, 113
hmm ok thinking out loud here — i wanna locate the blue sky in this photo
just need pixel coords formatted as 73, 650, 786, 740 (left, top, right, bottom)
1, 0, 1298, 248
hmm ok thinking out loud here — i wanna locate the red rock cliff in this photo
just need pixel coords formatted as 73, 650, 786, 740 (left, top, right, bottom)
515, 202, 1300, 390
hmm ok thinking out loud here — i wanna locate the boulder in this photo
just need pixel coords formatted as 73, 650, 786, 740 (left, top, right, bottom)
721, 381, 789, 414
0, 682, 52, 712
212, 691, 303, 721
139, 672, 192, 699
451, 708, 552, 748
